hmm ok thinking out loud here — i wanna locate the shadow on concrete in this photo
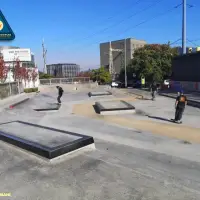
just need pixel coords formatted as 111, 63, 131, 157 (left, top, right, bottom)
135, 109, 148, 116
148, 116, 172, 122
136, 97, 151, 100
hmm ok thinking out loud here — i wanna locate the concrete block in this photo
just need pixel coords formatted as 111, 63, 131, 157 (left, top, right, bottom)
95, 100, 135, 115
34, 103, 61, 111
9, 98, 30, 109
88, 91, 112, 97
0, 121, 94, 160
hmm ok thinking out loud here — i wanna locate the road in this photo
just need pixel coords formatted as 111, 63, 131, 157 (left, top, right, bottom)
125, 88, 200, 102
0, 86, 200, 199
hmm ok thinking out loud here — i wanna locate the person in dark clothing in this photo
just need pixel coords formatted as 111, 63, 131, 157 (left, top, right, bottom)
150, 82, 157, 101
56, 86, 64, 104
173, 91, 187, 123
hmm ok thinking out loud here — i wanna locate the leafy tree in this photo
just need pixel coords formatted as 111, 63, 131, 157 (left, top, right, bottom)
31, 68, 38, 87
90, 66, 111, 84
39, 72, 53, 79
77, 71, 91, 77
13, 60, 23, 82
21, 67, 31, 87
124, 44, 178, 83
0, 57, 8, 83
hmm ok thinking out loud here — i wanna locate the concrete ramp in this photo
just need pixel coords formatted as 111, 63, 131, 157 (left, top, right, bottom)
0, 121, 94, 160
88, 91, 112, 97
95, 100, 135, 115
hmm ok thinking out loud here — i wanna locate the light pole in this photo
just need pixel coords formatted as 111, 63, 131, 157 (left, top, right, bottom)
182, 0, 186, 54
42, 39, 47, 74
124, 38, 127, 87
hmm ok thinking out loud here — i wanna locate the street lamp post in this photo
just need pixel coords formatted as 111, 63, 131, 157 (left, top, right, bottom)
182, 0, 186, 54
124, 39, 127, 88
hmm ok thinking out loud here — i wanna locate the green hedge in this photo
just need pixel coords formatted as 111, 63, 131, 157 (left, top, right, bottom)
24, 87, 39, 93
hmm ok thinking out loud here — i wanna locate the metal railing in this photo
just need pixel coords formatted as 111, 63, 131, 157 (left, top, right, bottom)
39, 77, 91, 85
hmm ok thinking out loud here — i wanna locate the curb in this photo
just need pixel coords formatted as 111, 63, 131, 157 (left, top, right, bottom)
159, 94, 200, 109
9, 98, 30, 109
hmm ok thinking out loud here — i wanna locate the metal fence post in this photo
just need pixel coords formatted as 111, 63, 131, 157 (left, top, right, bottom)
49, 79, 51, 85
17, 81, 20, 94
9, 82, 11, 96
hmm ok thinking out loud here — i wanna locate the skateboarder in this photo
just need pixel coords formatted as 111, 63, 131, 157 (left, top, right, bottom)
56, 86, 64, 104
150, 81, 157, 101
173, 90, 187, 123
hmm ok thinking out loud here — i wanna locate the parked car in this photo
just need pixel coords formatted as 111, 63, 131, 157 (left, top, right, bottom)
111, 81, 119, 87
133, 80, 141, 88
161, 79, 170, 89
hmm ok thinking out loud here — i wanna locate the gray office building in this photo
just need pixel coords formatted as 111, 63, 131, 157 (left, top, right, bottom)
100, 38, 147, 74
46, 63, 80, 78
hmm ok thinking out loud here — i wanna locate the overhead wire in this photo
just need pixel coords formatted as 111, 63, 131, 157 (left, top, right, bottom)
170, 38, 182, 46
187, 38, 199, 47
70, 0, 143, 43
85, 2, 182, 48
73, 0, 164, 45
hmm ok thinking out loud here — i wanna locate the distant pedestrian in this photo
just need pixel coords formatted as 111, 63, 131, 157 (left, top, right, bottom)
56, 86, 64, 104
173, 90, 187, 123
150, 81, 157, 101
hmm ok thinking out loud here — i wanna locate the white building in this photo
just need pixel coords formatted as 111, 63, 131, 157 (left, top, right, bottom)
0, 46, 39, 88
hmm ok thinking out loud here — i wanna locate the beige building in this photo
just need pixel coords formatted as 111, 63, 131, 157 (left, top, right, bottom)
100, 38, 147, 75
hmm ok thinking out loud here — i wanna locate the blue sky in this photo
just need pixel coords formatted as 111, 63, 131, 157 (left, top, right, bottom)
0, 0, 199, 71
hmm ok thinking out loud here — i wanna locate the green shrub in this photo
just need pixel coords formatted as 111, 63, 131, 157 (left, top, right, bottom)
24, 87, 38, 93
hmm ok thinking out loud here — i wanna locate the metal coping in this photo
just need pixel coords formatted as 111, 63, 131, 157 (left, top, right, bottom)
9, 98, 30, 109
88, 91, 112, 97
0, 121, 94, 159
95, 100, 135, 112
34, 104, 61, 111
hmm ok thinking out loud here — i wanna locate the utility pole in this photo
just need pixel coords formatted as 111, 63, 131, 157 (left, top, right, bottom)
182, 0, 186, 54
124, 39, 127, 88
42, 38, 47, 74
109, 41, 114, 77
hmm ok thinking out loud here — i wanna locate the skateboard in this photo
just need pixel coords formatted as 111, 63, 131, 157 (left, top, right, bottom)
170, 119, 182, 124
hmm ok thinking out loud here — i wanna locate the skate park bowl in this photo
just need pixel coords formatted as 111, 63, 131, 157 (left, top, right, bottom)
88, 91, 112, 97
0, 121, 95, 160
94, 100, 135, 115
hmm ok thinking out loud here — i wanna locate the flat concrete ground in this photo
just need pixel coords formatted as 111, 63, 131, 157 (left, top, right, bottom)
0, 87, 200, 199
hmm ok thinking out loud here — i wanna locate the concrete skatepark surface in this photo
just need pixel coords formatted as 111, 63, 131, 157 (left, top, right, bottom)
0, 85, 200, 199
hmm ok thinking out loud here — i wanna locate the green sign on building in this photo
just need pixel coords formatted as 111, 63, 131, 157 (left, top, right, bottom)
0, 10, 15, 40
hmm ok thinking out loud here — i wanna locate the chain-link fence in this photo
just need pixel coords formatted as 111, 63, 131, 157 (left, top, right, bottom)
39, 77, 91, 85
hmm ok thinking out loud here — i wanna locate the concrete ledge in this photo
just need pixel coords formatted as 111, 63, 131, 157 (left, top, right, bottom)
9, 98, 30, 109
95, 100, 135, 115
0, 121, 94, 159
88, 91, 112, 97
159, 93, 200, 108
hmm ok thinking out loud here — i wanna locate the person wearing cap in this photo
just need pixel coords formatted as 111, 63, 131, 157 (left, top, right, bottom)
173, 90, 187, 123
